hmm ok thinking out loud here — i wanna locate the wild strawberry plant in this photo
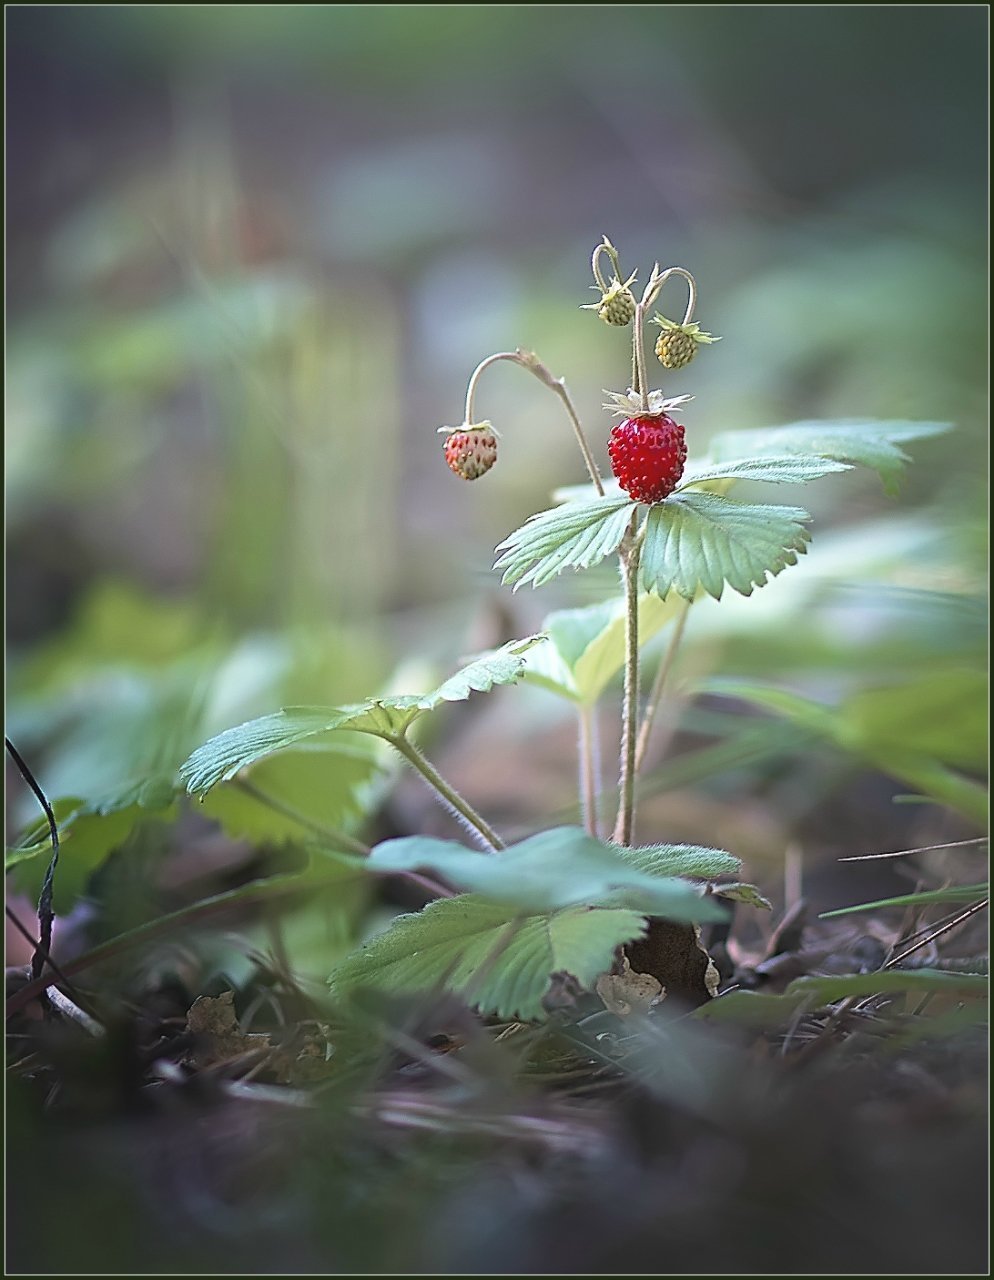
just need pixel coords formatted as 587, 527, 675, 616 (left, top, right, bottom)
175, 238, 949, 1020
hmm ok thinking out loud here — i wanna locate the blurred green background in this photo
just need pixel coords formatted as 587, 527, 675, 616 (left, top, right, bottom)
5, 5, 988, 884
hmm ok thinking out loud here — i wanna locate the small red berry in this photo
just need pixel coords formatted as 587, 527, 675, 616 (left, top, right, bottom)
607, 415, 687, 504
443, 426, 498, 481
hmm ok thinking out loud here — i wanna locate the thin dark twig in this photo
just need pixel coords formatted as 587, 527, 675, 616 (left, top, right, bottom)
839, 836, 988, 862
882, 898, 988, 971
3, 903, 89, 1010
885, 896, 990, 961
5, 737, 60, 982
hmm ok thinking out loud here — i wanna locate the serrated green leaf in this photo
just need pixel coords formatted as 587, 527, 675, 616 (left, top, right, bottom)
678, 455, 853, 490
181, 636, 545, 797
328, 894, 648, 1020
494, 494, 635, 589
365, 826, 729, 919
707, 420, 951, 497
639, 491, 811, 601
820, 884, 988, 918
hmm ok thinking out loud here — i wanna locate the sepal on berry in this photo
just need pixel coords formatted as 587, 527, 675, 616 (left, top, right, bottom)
603, 388, 694, 420
582, 272, 638, 327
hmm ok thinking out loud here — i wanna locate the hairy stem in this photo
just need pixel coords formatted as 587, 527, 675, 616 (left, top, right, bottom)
613, 528, 643, 846
642, 265, 697, 323
633, 595, 692, 773
390, 734, 505, 851
462, 349, 604, 496
633, 301, 650, 413
578, 703, 600, 837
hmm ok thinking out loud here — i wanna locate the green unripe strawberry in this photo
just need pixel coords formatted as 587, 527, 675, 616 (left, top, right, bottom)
583, 272, 638, 327
597, 281, 636, 326
655, 328, 697, 369
651, 314, 721, 369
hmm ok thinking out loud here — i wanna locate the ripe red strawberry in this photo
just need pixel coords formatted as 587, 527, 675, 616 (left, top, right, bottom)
442, 425, 498, 481
607, 415, 687, 504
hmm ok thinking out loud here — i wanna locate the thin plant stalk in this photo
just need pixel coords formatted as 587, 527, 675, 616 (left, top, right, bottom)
389, 733, 505, 851
578, 703, 600, 837
463, 350, 604, 497
613, 527, 643, 846
633, 595, 692, 773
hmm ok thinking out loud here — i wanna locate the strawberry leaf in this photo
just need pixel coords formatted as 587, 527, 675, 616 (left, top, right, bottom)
366, 826, 730, 919
677, 455, 853, 489
327, 894, 647, 1021
181, 636, 545, 797
639, 491, 811, 601
707, 420, 951, 497
494, 494, 636, 589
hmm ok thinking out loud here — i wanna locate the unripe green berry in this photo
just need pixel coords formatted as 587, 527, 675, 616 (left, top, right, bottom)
655, 329, 697, 370
597, 282, 636, 327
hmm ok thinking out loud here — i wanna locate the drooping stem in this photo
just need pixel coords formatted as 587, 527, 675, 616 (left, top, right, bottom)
613, 526, 643, 846
578, 702, 600, 837
462, 349, 604, 496
642, 266, 698, 324
632, 265, 699, 409
389, 734, 505, 851
633, 595, 692, 774
591, 238, 621, 293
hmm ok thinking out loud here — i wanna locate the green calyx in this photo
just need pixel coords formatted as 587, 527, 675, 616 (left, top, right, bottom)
651, 313, 721, 345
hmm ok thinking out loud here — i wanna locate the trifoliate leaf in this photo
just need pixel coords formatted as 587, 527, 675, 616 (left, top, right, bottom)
366, 826, 729, 920
639, 491, 811, 601
328, 894, 648, 1021
707, 420, 951, 497
678, 455, 853, 490
494, 494, 636, 589
181, 636, 545, 797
